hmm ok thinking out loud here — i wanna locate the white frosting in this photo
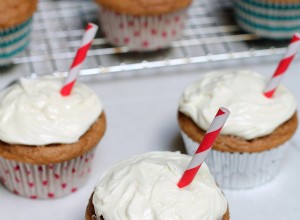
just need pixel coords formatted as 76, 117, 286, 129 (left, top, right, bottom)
0, 75, 103, 145
179, 70, 296, 140
93, 151, 227, 220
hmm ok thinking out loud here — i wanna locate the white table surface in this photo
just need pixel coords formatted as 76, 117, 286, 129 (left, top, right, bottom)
0, 58, 300, 220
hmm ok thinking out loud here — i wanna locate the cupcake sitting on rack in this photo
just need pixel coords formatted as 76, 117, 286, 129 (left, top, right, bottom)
94, 0, 192, 51
234, 0, 300, 39
0, 0, 38, 66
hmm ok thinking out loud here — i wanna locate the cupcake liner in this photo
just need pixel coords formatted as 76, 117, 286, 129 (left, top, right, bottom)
99, 7, 187, 51
234, 0, 300, 39
0, 18, 32, 66
0, 149, 95, 199
181, 131, 289, 189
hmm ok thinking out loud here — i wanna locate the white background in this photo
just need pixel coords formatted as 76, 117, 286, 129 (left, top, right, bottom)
1, 58, 300, 219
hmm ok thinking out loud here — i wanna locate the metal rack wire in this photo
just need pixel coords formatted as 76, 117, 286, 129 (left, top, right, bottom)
12, 0, 292, 76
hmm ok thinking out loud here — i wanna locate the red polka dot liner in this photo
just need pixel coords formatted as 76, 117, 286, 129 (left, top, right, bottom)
99, 7, 187, 51
0, 150, 95, 199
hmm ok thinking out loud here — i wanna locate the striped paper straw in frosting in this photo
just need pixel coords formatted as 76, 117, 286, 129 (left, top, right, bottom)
263, 33, 300, 98
177, 107, 230, 188
60, 23, 98, 96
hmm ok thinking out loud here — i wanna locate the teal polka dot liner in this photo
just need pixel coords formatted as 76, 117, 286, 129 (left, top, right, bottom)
0, 18, 32, 66
234, 0, 300, 39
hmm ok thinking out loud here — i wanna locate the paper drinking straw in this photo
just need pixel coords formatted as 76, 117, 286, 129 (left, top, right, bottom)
177, 107, 230, 188
60, 23, 98, 96
263, 33, 300, 98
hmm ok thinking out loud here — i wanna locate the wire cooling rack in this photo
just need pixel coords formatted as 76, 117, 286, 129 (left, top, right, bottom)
12, 0, 293, 76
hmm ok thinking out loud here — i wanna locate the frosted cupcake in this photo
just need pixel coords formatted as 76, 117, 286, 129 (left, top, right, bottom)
178, 70, 297, 189
86, 151, 229, 220
0, 75, 106, 199
94, 0, 191, 51
234, 0, 300, 39
0, 0, 37, 66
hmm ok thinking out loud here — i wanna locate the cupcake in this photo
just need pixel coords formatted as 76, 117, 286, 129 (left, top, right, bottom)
0, 75, 106, 199
0, 0, 37, 66
178, 70, 297, 189
94, 0, 191, 51
234, 0, 300, 39
86, 151, 229, 220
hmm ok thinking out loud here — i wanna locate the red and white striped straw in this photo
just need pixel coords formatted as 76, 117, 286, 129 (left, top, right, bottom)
263, 33, 300, 98
60, 23, 98, 96
177, 107, 230, 188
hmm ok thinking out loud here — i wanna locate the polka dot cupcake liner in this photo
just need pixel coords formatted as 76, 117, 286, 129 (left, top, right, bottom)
0, 149, 95, 199
0, 18, 32, 66
99, 7, 187, 51
234, 0, 300, 39
181, 131, 289, 189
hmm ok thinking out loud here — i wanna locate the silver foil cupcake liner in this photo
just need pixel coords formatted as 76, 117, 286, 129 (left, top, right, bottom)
0, 149, 95, 199
181, 131, 289, 189
99, 7, 187, 51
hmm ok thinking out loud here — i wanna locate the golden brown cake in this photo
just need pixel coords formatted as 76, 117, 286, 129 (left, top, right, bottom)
178, 112, 298, 153
94, 0, 192, 16
85, 193, 230, 220
0, 0, 38, 28
0, 113, 106, 164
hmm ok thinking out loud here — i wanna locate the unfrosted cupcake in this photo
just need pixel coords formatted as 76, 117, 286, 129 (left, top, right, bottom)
0, 75, 106, 199
0, 0, 37, 66
94, 0, 191, 51
86, 151, 229, 220
234, 0, 300, 39
178, 70, 297, 189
